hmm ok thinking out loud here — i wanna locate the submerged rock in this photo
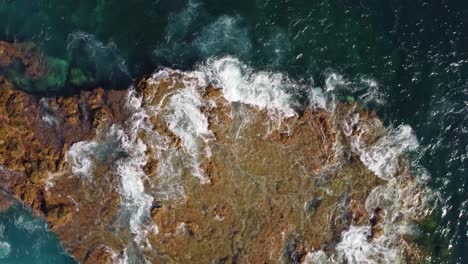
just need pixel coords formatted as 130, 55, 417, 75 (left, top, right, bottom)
35, 57, 70, 90
0, 41, 47, 80
69, 67, 96, 87
0, 60, 432, 263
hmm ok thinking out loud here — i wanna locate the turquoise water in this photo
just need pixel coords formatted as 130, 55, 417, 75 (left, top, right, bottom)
0, 203, 75, 264
0, 0, 466, 263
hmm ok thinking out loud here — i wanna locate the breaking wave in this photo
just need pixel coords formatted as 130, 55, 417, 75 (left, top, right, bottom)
350, 123, 418, 181
334, 225, 400, 263
201, 56, 298, 118
165, 75, 214, 183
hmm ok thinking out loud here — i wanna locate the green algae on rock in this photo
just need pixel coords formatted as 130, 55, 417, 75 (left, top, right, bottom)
35, 57, 69, 90
69, 67, 96, 87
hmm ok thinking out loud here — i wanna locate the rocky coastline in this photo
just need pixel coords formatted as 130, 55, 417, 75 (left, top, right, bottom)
0, 42, 432, 263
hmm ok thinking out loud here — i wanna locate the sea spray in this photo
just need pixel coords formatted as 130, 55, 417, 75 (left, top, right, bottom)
335, 225, 400, 264
345, 120, 419, 181
165, 75, 214, 183
68, 140, 99, 180
148, 56, 313, 123
201, 56, 298, 118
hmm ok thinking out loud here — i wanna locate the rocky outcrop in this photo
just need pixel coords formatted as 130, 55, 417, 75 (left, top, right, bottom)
0, 77, 130, 262
0, 68, 429, 264
0, 41, 46, 79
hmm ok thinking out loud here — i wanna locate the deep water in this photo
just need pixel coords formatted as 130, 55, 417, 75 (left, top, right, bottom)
0, 0, 466, 263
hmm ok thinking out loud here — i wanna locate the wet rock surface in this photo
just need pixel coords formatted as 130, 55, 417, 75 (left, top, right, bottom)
0, 67, 430, 263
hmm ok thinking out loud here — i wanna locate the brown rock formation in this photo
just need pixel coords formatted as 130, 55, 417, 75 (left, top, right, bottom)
0, 69, 428, 264
0, 41, 46, 79
0, 77, 130, 262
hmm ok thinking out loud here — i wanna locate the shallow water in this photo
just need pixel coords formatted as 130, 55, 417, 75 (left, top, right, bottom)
0, 0, 466, 263
0, 203, 75, 264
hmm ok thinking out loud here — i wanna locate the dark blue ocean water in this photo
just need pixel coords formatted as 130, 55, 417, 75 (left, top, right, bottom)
0, 0, 466, 263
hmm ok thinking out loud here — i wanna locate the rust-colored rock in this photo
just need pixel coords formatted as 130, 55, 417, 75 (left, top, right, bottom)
0, 41, 46, 79
0, 77, 129, 263
0, 69, 429, 264
369, 207, 385, 239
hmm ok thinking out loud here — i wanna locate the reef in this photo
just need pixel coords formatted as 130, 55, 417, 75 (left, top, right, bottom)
0, 54, 432, 263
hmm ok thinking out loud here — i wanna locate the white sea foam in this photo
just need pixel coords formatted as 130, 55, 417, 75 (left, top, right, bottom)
303, 250, 328, 264
165, 75, 214, 183
14, 215, 43, 232
335, 226, 400, 264
358, 78, 386, 106
125, 82, 188, 199
116, 91, 159, 247
110, 125, 155, 244
148, 56, 305, 127
103, 246, 129, 264
325, 73, 348, 92
146, 57, 302, 182
325, 108, 432, 264
352, 124, 418, 180
39, 98, 59, 126
365, 174, 433, 225
153, 150, 185, 200
201, 56, 298, 118
44, 172, 64, 192
66, 91, 156, 257
342, 112, 418, 180
68, 141, 99, 179
308, 87, 328, 110
41, 114, 59, 127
